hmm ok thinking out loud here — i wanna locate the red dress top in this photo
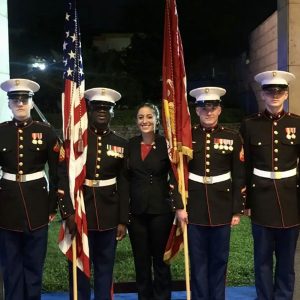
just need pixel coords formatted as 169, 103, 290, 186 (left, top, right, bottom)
141, 143, 153, 160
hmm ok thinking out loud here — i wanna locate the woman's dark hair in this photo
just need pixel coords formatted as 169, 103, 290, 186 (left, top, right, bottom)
136, 102, 160, 125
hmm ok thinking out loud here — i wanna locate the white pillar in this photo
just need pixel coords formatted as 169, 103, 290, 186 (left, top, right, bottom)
0, 0, 11, 122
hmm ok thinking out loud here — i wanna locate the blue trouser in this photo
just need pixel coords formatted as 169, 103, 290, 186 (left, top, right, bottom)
188, 224, 231, 300
252, 223, 300, 300
69, 228, 117, 300
0, 226, 48, 300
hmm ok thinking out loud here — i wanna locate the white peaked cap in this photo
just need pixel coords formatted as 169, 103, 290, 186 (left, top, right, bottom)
189, 86, 226, 102
254, 70, 296, 86
1, 78, 40, 95
84, 87, 121, 105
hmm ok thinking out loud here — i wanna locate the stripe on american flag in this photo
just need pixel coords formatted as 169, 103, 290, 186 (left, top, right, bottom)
58, 0, 90, 278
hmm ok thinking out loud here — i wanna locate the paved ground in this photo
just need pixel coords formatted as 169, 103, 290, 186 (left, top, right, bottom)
42, 286, 257, 300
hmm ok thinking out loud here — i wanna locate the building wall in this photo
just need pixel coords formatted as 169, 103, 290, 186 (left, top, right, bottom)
93, 33, 132, 52
248, 12, 278, 111
278, 0, 300, 115
0, 0, 11, 122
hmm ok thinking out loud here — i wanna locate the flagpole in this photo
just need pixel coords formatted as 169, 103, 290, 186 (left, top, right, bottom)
72, 238, 78, 300
178, 151, 191, 300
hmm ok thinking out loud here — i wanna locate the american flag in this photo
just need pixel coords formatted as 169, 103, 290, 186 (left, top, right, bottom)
162, 0, 192, 263
58, 0, 90, 278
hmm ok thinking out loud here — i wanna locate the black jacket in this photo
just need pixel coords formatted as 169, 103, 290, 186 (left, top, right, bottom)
0, 119, 62, 231
83, 127, 129, 230
128, 134, 174, 215
240, 110, 300, 228
182, 125, 245, 226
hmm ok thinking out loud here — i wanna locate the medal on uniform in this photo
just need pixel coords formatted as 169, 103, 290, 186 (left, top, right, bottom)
107, 145, 124, 158
107, 144, 112, 156
229, 140, 233, 151
286, 128, 291, 139
32, 133, 37, 144
291, 128, 296, 139
219, 139, 224, 150
224, 139, 229, 150
37, 133, 43, 144
113, 145, 124, 158
285, 127, 296, 140
214, 138, 219, 149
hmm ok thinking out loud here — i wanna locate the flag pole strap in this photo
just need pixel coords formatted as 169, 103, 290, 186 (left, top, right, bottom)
178, 152, 191, 300
33, 102, 50, 125
72, 238, 78, 300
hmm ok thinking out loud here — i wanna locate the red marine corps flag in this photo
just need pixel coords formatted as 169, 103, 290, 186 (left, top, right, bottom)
161, 0, 192, 298
58, 0, 90, 283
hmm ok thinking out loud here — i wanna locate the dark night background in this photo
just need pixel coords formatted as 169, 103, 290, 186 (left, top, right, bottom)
7, 0, 277, 114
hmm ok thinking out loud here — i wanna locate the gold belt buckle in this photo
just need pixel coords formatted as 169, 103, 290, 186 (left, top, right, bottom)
203, 176, 213, 184
273, 172, 282, 180
92, 180, 99, 187
85, 179, 100, 187
16, 174, 25, 182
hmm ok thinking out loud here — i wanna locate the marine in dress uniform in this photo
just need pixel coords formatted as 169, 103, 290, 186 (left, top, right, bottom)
68, 87, 129, 300
240, 70, 300, 300
0, 78, 72, 300
176, 87, 245, 300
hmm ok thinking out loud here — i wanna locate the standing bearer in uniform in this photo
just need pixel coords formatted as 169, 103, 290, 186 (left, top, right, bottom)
0, 78, 72, 300
240, 70, 300, 300
176, 87, 245, 300
68, 87, 129, 300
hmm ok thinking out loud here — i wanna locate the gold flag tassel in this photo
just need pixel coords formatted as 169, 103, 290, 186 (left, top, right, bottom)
64, 124, 71, 141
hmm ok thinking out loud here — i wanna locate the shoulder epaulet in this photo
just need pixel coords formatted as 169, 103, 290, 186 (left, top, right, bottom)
112, 130, 128, 142
286, 112, 300, 119
243, 112, 262, 121
0, 121, 10, 127
221, 126, 239, 134
33, 120, 52, 128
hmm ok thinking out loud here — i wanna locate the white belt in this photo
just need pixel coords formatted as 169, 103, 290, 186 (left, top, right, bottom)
253, 168, 297, 180
84, 177, 117, 187
189, 172, 231, 184
2, 171, 45, 182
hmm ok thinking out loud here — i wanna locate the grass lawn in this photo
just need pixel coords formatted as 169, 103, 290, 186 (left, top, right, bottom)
42, 216, 254, 292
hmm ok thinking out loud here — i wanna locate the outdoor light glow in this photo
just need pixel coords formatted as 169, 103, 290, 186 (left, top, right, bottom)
32, 62, 47, 70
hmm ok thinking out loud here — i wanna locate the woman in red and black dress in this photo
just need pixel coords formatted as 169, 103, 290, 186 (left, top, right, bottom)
128, 103, 175, 300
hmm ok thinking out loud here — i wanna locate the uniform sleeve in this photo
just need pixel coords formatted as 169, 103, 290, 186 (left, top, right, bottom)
239, 120, 252, 209
169, 166, 184, 210
231, 132, 246, 214
57, 144, 75, 219
117, 140, 130, 225
46, 128, 61, 215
